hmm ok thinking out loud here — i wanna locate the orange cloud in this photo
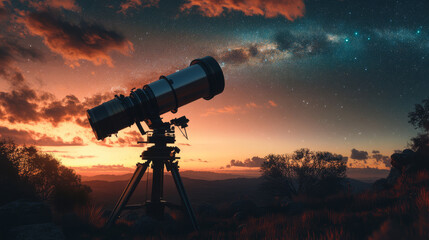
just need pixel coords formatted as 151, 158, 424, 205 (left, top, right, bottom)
27, 0, 80, 11
60, 155, 96, 159
0, 0, 9, 8
118, 0, 159, 14
0, 0, 9, 20
71, 164, 135, 176
268, 100, 278, 107
180, 0, 305, 21
202, 100, 277, 116
202, 105, 242, 117
0, 68, 128, 129
0, 39, 44, 79
23, 11, 133, 67
95, 130, 144, 148
0, 126, 86, 146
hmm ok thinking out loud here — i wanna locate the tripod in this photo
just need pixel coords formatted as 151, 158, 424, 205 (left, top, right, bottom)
104, 116, 198, 231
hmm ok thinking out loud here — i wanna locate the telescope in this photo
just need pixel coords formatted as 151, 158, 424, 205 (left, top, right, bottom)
87, 56, 224, 140
86, 56, 225, 231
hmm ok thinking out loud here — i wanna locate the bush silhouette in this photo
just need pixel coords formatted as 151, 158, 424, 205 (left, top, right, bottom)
0, 139, 91, 210
261, 148, 347, 198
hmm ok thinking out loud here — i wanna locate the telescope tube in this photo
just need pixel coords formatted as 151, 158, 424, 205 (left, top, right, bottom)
87, 56, 225, 140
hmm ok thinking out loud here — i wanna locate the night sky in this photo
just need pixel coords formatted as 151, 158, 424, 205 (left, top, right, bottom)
0, 0, 428, 175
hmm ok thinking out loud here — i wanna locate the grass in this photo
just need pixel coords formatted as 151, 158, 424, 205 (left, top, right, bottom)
54, 170, 429, 239
194, 170, 429, 239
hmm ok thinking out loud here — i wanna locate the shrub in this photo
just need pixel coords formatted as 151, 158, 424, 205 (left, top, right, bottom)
261, 148, 347, 198
0, 139, 91, 210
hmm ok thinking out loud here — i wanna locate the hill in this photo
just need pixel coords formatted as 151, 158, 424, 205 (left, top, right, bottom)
84, 176, 371, 208
80, 170, 256, 182
346, 168, 390, 182
81, 168, 388, 182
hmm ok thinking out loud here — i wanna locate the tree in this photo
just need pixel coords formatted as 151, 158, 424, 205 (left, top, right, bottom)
260, 148, 347, 198
0, 140, 35, 204
408, 97, 429, 151
0, 139, 91, 209
18, 146, 62, 200
409, 97, 429, 133
53, 166, 91, 210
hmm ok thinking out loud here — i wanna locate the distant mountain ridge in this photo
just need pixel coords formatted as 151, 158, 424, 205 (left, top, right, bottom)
346, 168, 390, 182
83, 176, 372, 208
81, 168, 390, 182
80, 170, 255, 182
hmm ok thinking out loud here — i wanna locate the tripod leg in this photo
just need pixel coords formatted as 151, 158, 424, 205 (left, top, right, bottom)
147, 159, 164, 219
105, 161, 150, 228
169, 161, 199, 231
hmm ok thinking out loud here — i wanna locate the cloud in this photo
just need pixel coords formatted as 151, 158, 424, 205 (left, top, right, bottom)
44, 150, 68, 153
60, 154, 96, 159
81, 92, 114, 108
372, 150, 391, 168
0, 7, 7, 21
229, 156, 265, 168
0, 0, 9, 18
0, 86, 43, 123
0, 42, 123, 127
75, 117, 89, 128
0, 39, 44, 109
268, 100, 277, 107
201, 100, 277, 116
185, 158, 208, 163
71, 164, 135, 173
0, 0, 8, 7
0, 39, 44, 78
177, 143, 191, 146
0, 71, 124, 127
41, 95, 82, 125
202, 105, 242, 117
350, 148, 369, 160
95, 130, 144, 148
118, 0, 159, 14
23, 11, 133, 67
180, 0, 305, 21
26, 0, 80, 11
0, 87, 111, 126
0, 126, 86, 146
349, 150, 391, 168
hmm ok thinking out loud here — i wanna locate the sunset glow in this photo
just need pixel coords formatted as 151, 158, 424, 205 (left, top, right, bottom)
1, 0, 427, 176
